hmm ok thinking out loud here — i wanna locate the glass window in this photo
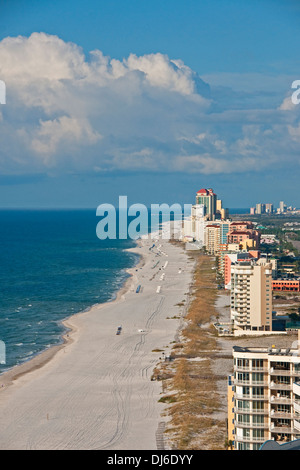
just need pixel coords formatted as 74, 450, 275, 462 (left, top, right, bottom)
253, 443, 261, 450
277, 376, 290, 385
237, 442, 250, 450
252, 373, 264, 383
238, 372, 249, 382
252, 387, 264, 397
252, 359, 264, 369
237, 400, 250, 410
253, 429, 264, 438
253, 415, 264, 424
237, 414, 250, 424
253, 402, 265, 411
278, 404, 290, 413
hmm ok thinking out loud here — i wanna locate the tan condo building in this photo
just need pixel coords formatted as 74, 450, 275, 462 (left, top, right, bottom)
228, 335, 300, 450
230, 259, 273, 334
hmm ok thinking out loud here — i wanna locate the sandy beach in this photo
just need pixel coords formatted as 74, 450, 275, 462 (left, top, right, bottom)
0, 235, 195, 450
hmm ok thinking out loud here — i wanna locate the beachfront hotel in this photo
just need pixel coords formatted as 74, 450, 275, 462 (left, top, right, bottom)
230, 258, 273, 334
195, 188, 217, 221
227, 334, 300, 450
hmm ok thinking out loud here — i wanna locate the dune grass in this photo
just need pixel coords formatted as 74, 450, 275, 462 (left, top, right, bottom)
156, 249, 226, 450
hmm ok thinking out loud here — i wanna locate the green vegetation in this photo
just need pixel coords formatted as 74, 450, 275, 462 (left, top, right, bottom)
232, 213, 300, 274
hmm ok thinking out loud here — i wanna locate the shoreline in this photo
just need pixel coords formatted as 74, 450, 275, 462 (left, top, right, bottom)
0, 239, 144, 390
0, 233, 195, 450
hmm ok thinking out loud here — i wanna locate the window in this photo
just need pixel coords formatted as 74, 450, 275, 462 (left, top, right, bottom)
253, 415, 264, 425
253, 429, 265, 439
277, 376, 290, 385
237, 442, 250, 450
237, 414, 250, 424
252, 359, 264, 370
294, 364, 300, 373
252, 387, 264, 397
278, 404, 290, 413
237, 358, 249, 369
253, 401, 265, 411
252, 373, 264, 383
238, 372, 249, 383
237, 400, 250, 410
253, 443, 261, 450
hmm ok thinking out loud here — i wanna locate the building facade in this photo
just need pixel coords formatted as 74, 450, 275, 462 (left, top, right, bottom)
272, 279, 300, 292
229, 339, 300, 450
230, 259, 273, 333
195, 188, 217, 221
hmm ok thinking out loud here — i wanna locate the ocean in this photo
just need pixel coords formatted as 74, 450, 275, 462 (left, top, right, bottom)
0, 209, 141, 375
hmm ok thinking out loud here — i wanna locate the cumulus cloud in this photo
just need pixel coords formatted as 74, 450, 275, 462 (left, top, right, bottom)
30, 116, 101, 161
0, 32, 299, 177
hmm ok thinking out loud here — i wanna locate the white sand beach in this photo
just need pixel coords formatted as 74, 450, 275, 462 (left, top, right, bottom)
0, 235, 195, 450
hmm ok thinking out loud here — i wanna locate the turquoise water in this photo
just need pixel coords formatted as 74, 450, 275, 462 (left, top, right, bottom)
0, 209, 140, 374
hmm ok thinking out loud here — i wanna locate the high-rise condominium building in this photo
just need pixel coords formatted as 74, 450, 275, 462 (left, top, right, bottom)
204, 220, 231, 255
230, 259, 273, 333
265, 203, 273, 214
195, 188, 217, 220
228, 336, 300, 450
279, 201, 286, 213
205, 224, 220, 255
182, 204, 205, 244
256, 203, 266, 215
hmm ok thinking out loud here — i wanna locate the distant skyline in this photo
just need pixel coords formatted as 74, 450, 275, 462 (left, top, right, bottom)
0, 0, 299, 209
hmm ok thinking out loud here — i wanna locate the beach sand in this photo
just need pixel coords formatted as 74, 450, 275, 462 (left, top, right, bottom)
0, 236, 195, 450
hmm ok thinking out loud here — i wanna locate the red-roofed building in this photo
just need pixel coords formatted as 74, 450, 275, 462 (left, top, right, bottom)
197, 188, 209, 195
195, 188, 217, 220
227, 229, 260, 248
230, 221, 254, 232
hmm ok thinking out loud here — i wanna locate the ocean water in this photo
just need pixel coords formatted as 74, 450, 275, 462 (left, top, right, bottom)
229, 208, 250, 214
0, 209, 140, 375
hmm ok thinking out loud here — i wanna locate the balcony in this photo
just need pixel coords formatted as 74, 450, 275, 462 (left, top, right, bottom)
235, 421, 268, 429
270, 411, 294, 419
270, 395, 292, 405
235, 393, 268, 401
294, 418, 300, 432
270, 381, 292, 391
235, 407, 268, 415
269, 368, 292, 377
294, 400, 300, 414
270, 424, 294, 434
235, 435, 266, 444
234, 365, 268, 373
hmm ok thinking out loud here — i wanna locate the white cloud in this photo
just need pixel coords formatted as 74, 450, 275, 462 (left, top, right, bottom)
0, 32, 299, 177
279, 96, 295, 111
30, 116, 102, 162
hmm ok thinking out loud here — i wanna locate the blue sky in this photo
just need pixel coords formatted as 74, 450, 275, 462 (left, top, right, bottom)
0, 0, 299, 209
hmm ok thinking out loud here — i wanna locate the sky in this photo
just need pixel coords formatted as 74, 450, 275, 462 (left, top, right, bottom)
0, 0, 299, 209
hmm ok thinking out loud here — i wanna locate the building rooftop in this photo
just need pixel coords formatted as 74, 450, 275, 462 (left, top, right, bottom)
229, 231, 252, 235
196, 189, 209, 195
233, 345, 300, 357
